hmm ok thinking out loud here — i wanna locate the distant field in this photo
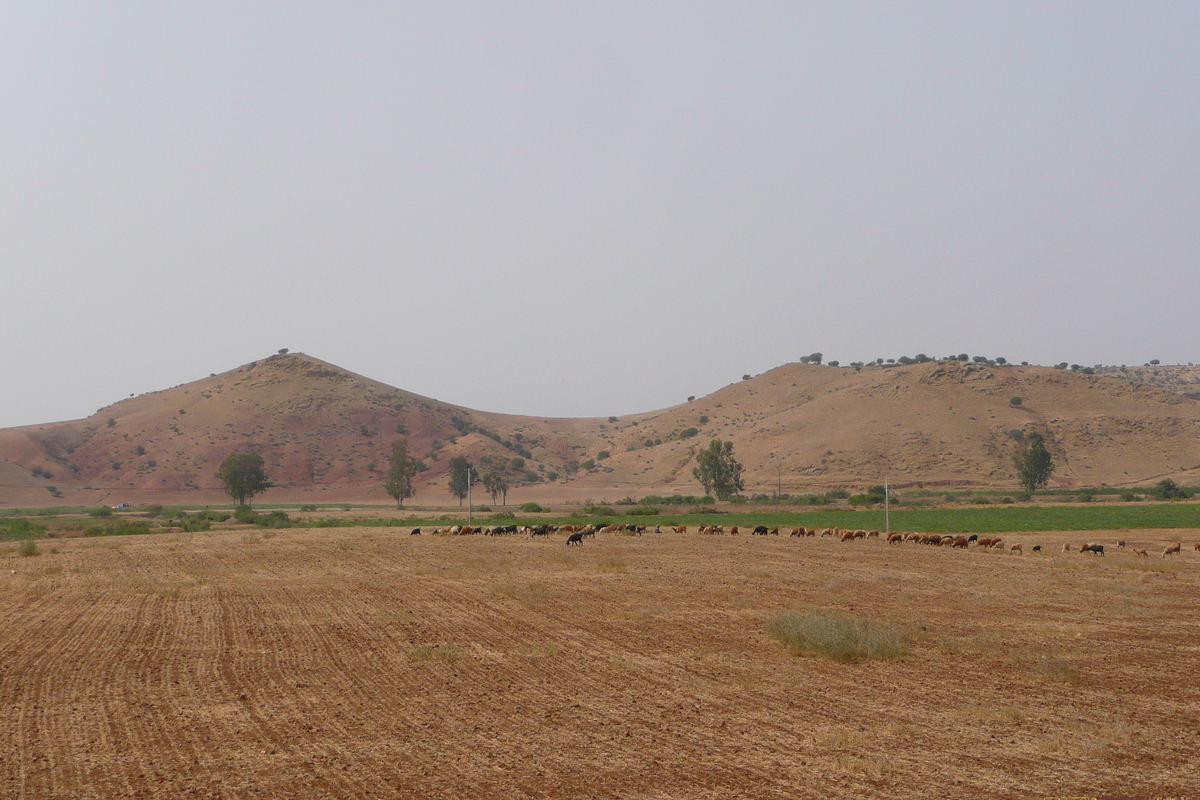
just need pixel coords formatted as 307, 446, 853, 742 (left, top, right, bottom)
1, 525, 1196, 797
4, 501, 1200, 538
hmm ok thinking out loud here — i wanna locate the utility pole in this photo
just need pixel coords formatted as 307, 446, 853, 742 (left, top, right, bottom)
884, 476, 890, 534
467, 467, 473, 525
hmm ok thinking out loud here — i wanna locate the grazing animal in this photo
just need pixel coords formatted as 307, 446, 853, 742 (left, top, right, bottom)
867, 530, 880, 539
1031, 545, 1041, 553
1116, 540, 1126, 548
566, 532, 584, 546
887, 533, 904, 544
674, 524, 687, 534
729, 526, 740, 536
953, 536, 969, 549
753, 525, 769, 536
1162, 542, 1182, 557
531, 526, 549, 538
410, 528, 421, 536
1062, 542, 1073, 553
1081, 544, 1105, 556
967, 534, 979, 543
976, 537, 994, 548
770, 527, 780, 536
1134, 549, 1148, 557
990, 538, 1004, 549
840, 530, 857, 542
1010, 543, 1023, 555
1194, 543, 1200, 552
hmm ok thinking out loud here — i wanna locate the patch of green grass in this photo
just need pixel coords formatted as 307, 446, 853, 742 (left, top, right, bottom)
766, 612, 911, 662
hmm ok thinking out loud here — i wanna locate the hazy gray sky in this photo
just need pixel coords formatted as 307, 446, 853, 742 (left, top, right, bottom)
3, 2, 1197, 428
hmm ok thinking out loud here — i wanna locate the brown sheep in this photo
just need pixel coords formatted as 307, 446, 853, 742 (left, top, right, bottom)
673, 525, 687, 534
729, 526, 739, 536
991, 539, 1005, 549
1195, 543, 1200, 552
1062, 542, 1073, 554
1134, 549, 1148, 557
1162, 542, 1182, 557
866, 530, 880, 539
976, 537, 994, 548
939, 536, 956, 546
1010, 543, 1023, 555
886, 533, 904, 544
1116, 540, 1126, 548
953, 536, 969, 549
840, 529, 857, 542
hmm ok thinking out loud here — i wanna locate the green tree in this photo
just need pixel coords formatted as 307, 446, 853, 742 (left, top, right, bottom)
692, 439, 745, 500
447, 456, 475, 506
1012, 431, 1055, 493
216, 453, 272, 507
482, 472, 510, 505
382, 440, 419, 508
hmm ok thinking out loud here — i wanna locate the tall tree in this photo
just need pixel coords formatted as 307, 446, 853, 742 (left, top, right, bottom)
447, 456, 475, 506
216, 453, 272, 507
1013, 431, 1055, 493
482, 472, 509, 506
382, 440, 419, 508
692, 439, 745, 500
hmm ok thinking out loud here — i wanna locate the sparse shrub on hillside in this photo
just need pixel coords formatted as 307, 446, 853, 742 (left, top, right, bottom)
597, 451, 611, 460
972, 496, 991, 504
134, 445, 145, 455
546, 471, 559, 481
827, 360, 839, 367
743, 374, 751, 380
698, 415, 708, 425
1010, 397, 1023, 406
678, 428, 698, 439
111, 462, 121, 470
645, 439, 655, 448
45, 486, 62, 497
1001, 497, 1014, 504
519, 502, 543, 513
581, 459, 596, 471
90, 507, 113, 518
608, 416, 618, 423
687, 395, 695, 402
511, 457, 525, 469
107, 418, 117, 427
18, 539, 39, 557
616, 497, 637, 505
827, 488, 850, 500
1120, 493, 1141, 502
580, 505, 615, 516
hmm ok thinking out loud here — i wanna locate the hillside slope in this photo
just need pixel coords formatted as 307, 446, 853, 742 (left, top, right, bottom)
2, 354, 1199, 507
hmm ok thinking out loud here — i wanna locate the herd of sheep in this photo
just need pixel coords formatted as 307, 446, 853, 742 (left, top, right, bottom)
403, 523, 1197, 558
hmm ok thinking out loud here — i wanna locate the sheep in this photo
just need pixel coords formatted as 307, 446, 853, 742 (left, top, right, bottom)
1134, 549, 1148, 557
866, 530, 880, 539
1031, 545, 1042, 553
886, 533, 904, 544
953, 536, 969, 549
673, 524, 687, 534
729, 526, 740, 535
840, 529, 857, 542
566, 532, 584, 546
1195, 543, 1200, 552
1082, 544, 1105, 556
1116, 540, 1126, 548
1062, 542, 1073, 554
1162, 542, 1182, 557
1010, 543, 1023, 555
409, 527, 422, 535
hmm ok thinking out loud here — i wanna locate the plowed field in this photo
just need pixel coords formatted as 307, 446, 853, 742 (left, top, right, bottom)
2, 527, 1198, 798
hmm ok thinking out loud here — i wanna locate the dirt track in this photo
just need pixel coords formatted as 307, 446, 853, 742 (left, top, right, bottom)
2, 527, 1198, 798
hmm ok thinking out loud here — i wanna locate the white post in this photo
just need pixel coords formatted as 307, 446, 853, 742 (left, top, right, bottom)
884, 476, 890, 534
467, 467, 473, 525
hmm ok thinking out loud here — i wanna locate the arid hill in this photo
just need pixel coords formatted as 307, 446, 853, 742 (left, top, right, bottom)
2, 353, 1199, 507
